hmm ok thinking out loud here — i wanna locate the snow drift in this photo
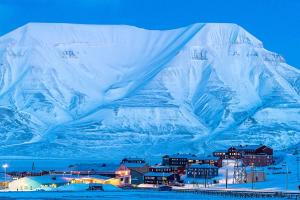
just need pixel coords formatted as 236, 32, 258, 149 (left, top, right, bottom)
0, 23, 299, 159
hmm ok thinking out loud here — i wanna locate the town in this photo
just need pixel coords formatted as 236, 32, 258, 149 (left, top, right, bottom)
0, 144, 299, 197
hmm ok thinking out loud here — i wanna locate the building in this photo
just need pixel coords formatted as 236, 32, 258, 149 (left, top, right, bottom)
213, 150, 228, 159
68, 163, 131, 186
162, 153, 221, 168
68, 175, 122, 186
0, 173, 12, 189
189, 157, 222, 168
245, 169, 266, 183
149, 165, 185, 175
227, 146, 243, 159
143, 172, 176, 185
8, 175, 70, 191
122, 162, 149, 185
234, 145, 273, 156
121, 158, 146, 164
186, 164, 218, 179
242, 154, 273, 167
162, 153, 196, 166
213, 145, 273, 166
8, 174, 125, 191
8, 170, 50, 178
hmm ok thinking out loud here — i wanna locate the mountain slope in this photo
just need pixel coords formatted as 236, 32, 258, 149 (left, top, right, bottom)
0, 23, 299, 159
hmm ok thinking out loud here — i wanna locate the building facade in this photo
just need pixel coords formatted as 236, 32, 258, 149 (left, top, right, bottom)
143, 172, 176, 185
121, 158, 146, 164
186, 164, 218, 179
162, 154, 221, 168
123, 162, 149, 185
149, 165, 185, 175
242, 154, 273, 167
162, 154, 195, 166
246, 170, 266, 183
213, 144, 273, 166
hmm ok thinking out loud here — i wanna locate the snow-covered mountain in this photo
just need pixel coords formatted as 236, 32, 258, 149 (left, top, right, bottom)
0, 23, 299, 159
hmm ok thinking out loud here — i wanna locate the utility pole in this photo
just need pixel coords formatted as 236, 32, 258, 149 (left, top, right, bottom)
294, 148, 299, 183
286, 164, 289, 191
233, 159, 246, 184
204, 169, 207, 188
225, 168, 228, 189
251, 163, 255, 190
193, 170, 196, 188
297, 155, 300, 183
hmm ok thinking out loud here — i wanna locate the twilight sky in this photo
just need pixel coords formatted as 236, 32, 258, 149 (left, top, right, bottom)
0, 0, 299, 68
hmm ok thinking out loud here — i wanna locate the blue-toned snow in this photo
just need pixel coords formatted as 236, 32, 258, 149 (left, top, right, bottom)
0, 190, 290, 200
0, 23, 299, 159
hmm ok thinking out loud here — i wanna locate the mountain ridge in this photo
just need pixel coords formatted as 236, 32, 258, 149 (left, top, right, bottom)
0, 23, 299, 159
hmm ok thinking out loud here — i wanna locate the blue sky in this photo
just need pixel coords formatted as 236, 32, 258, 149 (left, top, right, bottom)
0, 0, 299, 68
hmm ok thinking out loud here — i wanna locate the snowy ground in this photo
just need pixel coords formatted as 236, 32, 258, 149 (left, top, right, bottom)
180, 153, 300, 192
217, 154, 300, 191
0, 190, 291, 200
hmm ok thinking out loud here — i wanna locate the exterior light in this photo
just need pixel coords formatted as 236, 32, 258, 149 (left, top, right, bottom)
2, 164, 8, 185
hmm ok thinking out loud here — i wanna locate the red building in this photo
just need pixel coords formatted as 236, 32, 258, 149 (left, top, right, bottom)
242, 154, 273, 167
149, 165, 185, 175
144, 172, 177, 185
213, 144, 273, 167
162, 154, 222, 168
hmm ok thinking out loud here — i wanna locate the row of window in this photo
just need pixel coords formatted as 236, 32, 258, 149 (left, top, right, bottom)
145, 177, 168, 181
214, 152, 226, 155
187, 171, 217, 175
150, 169, 172, 172
189, 169, 216, 172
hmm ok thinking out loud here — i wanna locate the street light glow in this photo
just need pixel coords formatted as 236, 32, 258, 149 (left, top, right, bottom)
2, 164, 8, 169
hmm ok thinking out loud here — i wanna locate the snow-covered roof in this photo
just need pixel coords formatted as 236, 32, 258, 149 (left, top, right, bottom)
188, 164, 218, 169
164, 153, 196, 159
150, 165, 172, 169
164, 154, 217, 161
19, 175, 69, 185
72, 175, 111, 180
191, 156, 219, 161
68, 163, 119, 173
144, 172, 173, 177
122, 158, 145, 162
123, 163, 147, 168
233, 145, 265, 151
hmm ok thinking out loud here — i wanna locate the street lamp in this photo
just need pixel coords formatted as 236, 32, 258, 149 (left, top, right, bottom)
2, 164, 8, 184
286, 164, 289, 191
282, 162, 289, 191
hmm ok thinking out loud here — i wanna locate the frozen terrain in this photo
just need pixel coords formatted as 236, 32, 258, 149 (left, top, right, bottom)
0, 23, 299, 159
0, 190, 291, 200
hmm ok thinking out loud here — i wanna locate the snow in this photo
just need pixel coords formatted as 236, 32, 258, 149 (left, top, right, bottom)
0, 190, 290, 200
0, 22, 299, 159
53, 183, 120, 191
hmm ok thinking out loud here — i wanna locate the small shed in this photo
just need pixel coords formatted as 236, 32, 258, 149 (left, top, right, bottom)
246, 170, 266, 183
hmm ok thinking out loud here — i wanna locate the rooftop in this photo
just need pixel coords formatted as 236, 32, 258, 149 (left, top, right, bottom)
189, 164, 218, 169
144, 172, 173, 177
123, 163, 147, 168
122, 158, 145, 161
68, 163, 120, 173
233, 145, 265, 151
164, 153, 197, 159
